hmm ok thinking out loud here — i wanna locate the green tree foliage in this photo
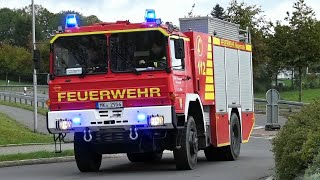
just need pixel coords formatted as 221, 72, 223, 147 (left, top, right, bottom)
0, 5, 102, 82
225, 0, 272, 91
211, 4, 225, 20
267, 22, 291, 87
285, 0, 320, 102
0, 44, 32, 80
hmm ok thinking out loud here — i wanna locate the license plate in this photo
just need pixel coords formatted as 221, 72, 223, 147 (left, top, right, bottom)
96, 101, 123, 109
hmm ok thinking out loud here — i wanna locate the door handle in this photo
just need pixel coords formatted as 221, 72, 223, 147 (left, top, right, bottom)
182, 76, 191, 81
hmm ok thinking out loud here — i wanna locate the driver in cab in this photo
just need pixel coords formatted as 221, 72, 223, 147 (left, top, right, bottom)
138, 42, 166, 68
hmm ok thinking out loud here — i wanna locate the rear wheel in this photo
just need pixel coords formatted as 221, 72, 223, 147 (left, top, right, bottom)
173, 116, 198, 170
74, 132, 102, 172
204, 113, 241, 161
127, 151, 163, 162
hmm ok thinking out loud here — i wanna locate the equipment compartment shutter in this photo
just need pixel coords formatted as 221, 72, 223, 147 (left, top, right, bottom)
213, 46, 227, 112
239, 51, 253, 111
225, 48, 240, 106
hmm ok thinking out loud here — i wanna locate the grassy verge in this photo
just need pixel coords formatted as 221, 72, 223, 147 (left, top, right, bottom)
0, 100, 48, 116
255, 88, 320, 103
0, 150, 74, 162
0, 112, 52, 145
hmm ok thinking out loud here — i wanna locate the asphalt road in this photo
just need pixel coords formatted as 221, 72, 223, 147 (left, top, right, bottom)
0, 138, 273, 180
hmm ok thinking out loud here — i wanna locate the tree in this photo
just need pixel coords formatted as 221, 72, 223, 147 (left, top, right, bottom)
211, 4, 225, 19
284, 0, 320, 101
268, 22, 291, 89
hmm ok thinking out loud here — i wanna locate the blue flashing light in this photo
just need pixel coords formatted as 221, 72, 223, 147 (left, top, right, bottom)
72, 117, 81, 124
137, 113, 146, 122
65, 14, 78, 28
145, 9, 156, 23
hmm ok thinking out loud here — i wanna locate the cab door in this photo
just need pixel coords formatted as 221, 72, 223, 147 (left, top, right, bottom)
169, 38, 190, 113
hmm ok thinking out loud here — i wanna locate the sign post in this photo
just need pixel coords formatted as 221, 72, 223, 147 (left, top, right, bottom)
265, 89, 281, 131
32, 0, 38, 133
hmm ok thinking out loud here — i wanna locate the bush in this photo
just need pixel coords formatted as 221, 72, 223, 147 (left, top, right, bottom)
272, 98, 320, 180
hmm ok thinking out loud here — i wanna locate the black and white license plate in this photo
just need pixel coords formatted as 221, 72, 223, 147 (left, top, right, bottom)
96, 101, 123, 109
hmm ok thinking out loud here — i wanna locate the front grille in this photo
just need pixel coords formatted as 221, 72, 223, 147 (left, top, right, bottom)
94, 131, 130, 143
98, 109, 123, 118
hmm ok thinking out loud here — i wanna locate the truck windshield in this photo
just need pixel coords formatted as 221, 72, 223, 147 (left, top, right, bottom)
110, 31, 167, 73
53, 34, 107, 76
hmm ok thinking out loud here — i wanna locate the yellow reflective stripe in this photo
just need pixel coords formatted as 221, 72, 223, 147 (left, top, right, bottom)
206, 76, 214, 83
206, 68, 213, 75
208, 44, 212, 52
50, 28, 169, 43
206, 60, 212, 68
205, 92, 214, 100
207, 52, 212, 59
205, 84, 214, 92
170, 36, 190, 41
217, 142, 230, 147
213, 37, 221, 45
208, 36, 212, 43
246, 44, 252, 52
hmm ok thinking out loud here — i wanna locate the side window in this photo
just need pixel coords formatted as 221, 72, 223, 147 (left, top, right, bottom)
170, 39, 184, 70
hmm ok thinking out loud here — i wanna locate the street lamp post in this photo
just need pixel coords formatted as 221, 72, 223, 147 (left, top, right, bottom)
32, 0, 38, 133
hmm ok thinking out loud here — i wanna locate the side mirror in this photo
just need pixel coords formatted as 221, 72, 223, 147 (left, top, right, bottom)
47, 74, 55, 84
174, 39, 185, 59
33, 49, 41, 70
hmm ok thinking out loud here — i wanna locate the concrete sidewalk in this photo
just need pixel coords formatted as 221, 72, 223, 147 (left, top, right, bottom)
0, 105, 47, 134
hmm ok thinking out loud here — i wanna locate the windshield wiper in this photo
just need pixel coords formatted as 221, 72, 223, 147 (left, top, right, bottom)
110, 48, 141, 75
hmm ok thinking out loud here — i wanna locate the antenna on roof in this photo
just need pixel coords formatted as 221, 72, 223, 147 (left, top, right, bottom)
187, 3, 195, 17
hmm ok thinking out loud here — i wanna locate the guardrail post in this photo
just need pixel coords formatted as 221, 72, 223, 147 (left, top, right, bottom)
265, 89, 281, 131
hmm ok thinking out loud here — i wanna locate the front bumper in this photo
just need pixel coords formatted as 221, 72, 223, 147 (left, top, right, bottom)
47, 105, 175, 134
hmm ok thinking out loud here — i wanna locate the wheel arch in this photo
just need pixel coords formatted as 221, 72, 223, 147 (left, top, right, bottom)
185, 93, 207, 147
228, 107, 242, 142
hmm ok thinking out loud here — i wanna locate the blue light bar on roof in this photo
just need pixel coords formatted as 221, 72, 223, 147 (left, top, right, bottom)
65, 14, 78, 28
145, 9, 156, 23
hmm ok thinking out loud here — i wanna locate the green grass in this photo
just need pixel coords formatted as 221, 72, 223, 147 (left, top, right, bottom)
255, 88, 320, 103
0, 100, 48, 116
0, 150, 74, 162
0, 80, 32, 85
0, 112, 52, 145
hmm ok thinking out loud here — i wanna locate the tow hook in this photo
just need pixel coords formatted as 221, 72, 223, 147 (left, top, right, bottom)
83, 128, 93, 142
129, 127, 139, 140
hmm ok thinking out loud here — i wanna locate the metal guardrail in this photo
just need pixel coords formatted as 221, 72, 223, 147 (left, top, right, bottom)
254, 98, 308, 106
0, 92, 47, 108
0, 86, 309, 111
0, 85, 48, 95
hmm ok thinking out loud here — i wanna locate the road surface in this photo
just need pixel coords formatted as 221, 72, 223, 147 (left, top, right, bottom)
0, 138, 273, 180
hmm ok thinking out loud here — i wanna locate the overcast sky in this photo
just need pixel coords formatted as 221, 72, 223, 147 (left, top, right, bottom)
1, 0, 320, 25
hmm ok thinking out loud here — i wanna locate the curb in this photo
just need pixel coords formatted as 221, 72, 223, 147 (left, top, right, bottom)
0, 142, 73, 148
0, 154, 124, 168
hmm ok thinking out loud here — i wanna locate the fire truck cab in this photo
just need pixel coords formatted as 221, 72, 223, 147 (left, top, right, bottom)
47, 10, 254, 171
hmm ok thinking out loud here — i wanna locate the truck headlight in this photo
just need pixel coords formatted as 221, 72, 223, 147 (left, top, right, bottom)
56, 119, 72, 130
149, 115, 164, 126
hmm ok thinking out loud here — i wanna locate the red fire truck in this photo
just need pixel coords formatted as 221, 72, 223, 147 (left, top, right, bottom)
47, 10, 254, 171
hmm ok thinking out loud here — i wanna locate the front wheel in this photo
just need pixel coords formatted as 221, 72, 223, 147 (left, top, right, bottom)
74, 132, 102, 172
173, 116, 198, 170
